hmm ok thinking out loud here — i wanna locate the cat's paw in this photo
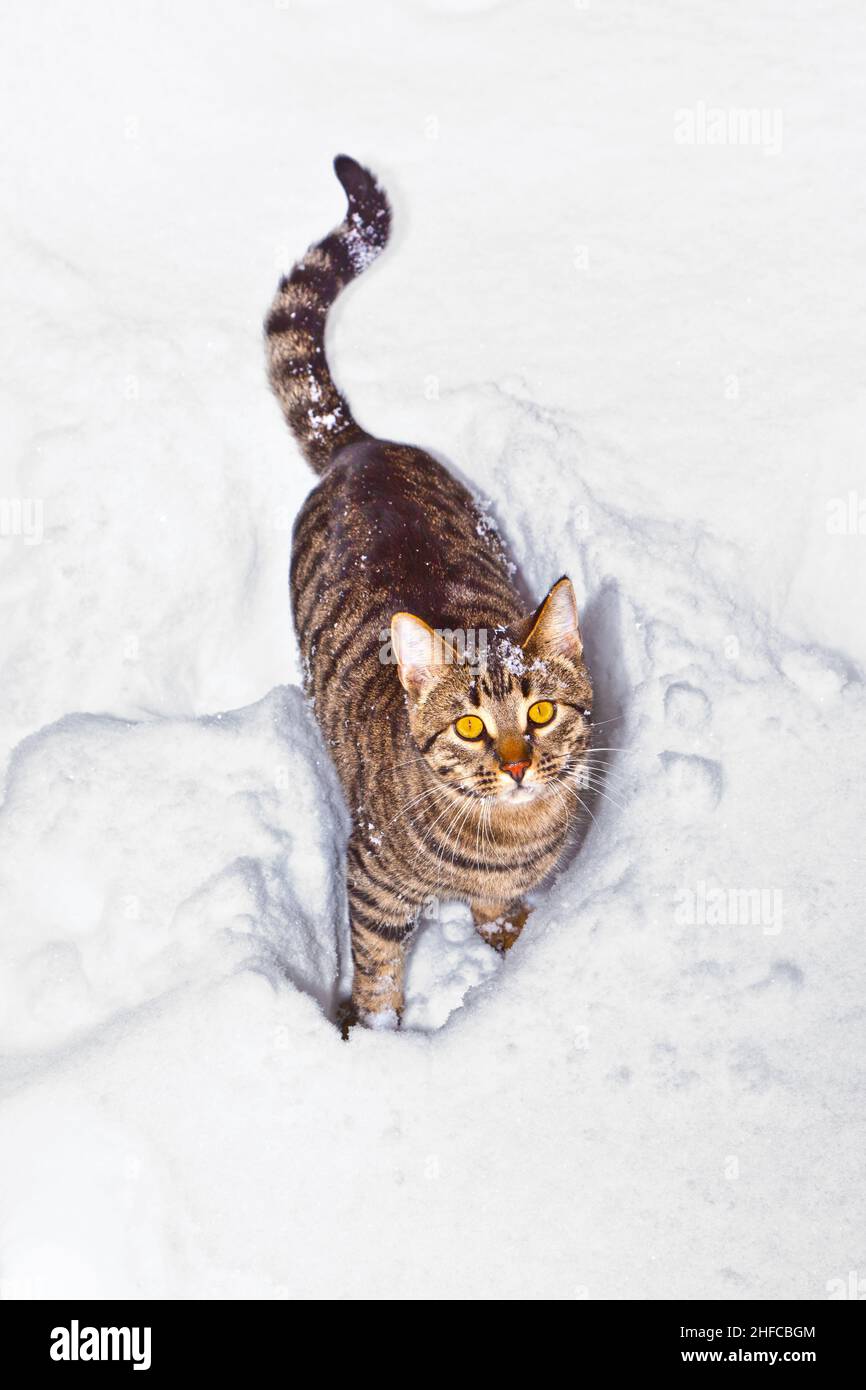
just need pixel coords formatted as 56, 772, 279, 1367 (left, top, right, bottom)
472, 901, 530, 953
336, 998, 358, 1040
338, 999, 401, 1036
359, 1007, 400, 1031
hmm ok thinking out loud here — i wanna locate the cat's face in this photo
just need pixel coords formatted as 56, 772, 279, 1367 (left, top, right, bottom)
392, 577, 592, 806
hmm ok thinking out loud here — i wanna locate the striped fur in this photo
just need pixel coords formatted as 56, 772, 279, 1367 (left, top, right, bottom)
266, 155, 390, 472
266, 157, 593, 1027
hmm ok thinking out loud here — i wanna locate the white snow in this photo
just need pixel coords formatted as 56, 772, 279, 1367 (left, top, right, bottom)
1, 0, 864, 1301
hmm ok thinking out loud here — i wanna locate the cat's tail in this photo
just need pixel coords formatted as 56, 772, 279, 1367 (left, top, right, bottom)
265, 154, 391, 474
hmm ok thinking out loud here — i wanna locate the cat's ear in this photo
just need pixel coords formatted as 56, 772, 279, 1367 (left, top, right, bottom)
391, 612, 458, 698
522, 576, 583, 662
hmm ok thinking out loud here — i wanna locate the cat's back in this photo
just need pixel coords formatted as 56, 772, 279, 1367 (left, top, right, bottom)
291, 439, 520, 670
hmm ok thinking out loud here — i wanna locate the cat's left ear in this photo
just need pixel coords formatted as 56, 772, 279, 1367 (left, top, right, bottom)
391, 612, 458, 698
522, 576, 583, 662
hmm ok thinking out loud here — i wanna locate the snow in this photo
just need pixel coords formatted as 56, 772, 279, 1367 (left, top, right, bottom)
1, 0, 865, 1301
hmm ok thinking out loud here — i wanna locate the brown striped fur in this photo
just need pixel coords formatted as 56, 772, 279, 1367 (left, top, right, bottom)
266, 157, 592, 1028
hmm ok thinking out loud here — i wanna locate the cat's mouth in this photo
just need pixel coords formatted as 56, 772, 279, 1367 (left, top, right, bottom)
496, 781, 540, 805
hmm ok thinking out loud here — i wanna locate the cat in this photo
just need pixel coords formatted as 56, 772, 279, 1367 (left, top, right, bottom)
265, 155, 593, 1029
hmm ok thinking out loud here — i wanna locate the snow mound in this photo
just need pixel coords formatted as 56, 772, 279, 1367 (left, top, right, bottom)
0, 688, 348, 1052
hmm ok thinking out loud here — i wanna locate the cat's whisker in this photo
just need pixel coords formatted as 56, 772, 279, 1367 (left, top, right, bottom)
446, 796, 479, 877
380, 782, 451, 834
431, 795, 476, 887
565, 755, 627, 779
570, 760, 632, 788
386, 752, 430, 773
561, 757, 630, 801
569, 776, 627, 814
545, 782, 573, 835
558, 779, 602, 831
408, 788, 466, 874
419, 784, 483, 879
474, 791, 488, 868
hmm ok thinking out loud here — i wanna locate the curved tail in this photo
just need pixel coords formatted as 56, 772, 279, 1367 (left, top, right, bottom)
265, 155, 391, 474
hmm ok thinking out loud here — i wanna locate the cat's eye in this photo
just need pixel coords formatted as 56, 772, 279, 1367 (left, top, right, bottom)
454, 714, 485, 740
527, 700, 556, 727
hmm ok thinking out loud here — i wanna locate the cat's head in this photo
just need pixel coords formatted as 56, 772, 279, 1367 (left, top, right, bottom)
391, 577, 592, 805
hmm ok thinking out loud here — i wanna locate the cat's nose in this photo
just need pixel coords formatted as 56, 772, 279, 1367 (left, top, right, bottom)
501, 759, 530, 783
497, 735, 531, 782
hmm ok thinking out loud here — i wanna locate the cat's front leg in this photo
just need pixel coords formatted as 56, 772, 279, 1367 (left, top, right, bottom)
471, 899, 530, 954
346, 842, 417, 1027
350, 909, 414, 1027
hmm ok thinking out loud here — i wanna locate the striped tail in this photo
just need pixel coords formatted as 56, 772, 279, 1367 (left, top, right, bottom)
265, 154, 391, 474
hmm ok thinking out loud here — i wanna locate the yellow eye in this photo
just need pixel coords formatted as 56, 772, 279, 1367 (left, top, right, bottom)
527, 700, 555, 727
455, 714, 485, 740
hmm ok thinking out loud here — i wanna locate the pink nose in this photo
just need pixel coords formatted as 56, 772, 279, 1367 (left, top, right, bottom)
501, 760, 530, 784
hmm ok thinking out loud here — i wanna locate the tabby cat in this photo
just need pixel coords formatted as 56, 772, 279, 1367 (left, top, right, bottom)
266, 156, 593, 1028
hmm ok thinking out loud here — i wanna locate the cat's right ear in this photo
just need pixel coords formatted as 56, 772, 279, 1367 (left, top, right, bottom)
391, 613, 455, 699
522, 576, 583, 662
